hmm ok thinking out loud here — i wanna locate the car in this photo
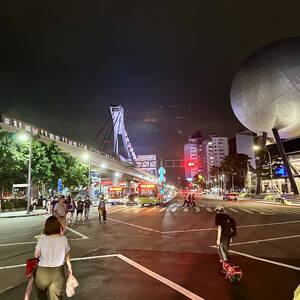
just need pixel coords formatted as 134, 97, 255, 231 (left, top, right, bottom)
123, 194, 139, 205
223, 193, 238, 201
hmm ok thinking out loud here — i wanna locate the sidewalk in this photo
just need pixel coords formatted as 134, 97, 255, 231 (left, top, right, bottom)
0, 209, 48, 218
204, 194, 300, 207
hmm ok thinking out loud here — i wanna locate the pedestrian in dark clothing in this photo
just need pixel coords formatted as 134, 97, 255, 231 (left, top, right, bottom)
76, 197, 84, 221
84, 196, 92, 219
191, 194, 196, 207
215, 205, 236, 262
183, 193, 190, 207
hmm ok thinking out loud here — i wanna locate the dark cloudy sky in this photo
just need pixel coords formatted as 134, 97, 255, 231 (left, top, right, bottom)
1, 1, 300, 175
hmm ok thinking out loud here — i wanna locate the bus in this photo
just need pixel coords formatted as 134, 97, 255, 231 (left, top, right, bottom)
137, 183, 159, 206
107, 186, 126, 205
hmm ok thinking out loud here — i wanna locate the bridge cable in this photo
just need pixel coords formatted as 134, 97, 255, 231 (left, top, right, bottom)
91, 118, 110, 146
103, 111, 121, 154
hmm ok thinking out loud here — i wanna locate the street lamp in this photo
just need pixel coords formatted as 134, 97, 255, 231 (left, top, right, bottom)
17, 133, 32, 214
82, 153, 91, 197
253, 145, 273, 191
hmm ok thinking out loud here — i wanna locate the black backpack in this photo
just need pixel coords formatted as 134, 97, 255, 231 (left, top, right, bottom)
222, 215, 237, 237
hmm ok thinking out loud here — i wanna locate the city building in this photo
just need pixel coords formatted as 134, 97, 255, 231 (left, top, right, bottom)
184, 131, 203, 180
184, 132, 228, 181
200, 135, 229, 180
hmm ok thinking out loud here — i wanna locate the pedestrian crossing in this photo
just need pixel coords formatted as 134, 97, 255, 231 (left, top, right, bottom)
103, 204, 300, 216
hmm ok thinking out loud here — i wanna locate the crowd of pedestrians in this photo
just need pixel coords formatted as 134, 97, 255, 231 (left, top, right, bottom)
43, 194, 97, 225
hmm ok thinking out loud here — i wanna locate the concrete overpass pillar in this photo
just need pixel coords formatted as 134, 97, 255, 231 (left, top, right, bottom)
113, 175, 119, 186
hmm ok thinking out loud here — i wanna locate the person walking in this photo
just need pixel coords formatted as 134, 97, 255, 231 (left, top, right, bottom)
76, 197, 84, 221
191, 194, 196, 208
98, 197, 106, 224
50, 196, 58, 215
67, 198, 76, 224
183, 193, 190, 207
84, 195, 92, 220
215, 205, 236, 263
54, 196, 67, 229
34, 216, 73, 300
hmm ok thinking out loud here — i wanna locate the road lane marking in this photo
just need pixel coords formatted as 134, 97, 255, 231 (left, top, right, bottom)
0, 254, 205, 299
183, 208, 189, 213
195, 207, 200, 212
240, 208, 253, 214
0, 237, 84, 247
161, 220, 300, 234
228, 208, 238, 213
0, 254, 118, 270
171, 207, 178, 212
42, 215, 89, 239
230, 234, 300, 246
66, 226, 89, 239
117, 254, 205, 300
229, 250, 300, 272
159, 208, 166, 212
107, 217, 160, 233
206, 207, 213, 212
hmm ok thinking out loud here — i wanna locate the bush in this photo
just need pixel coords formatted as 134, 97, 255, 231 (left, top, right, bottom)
239, 193, 250, 198
1, 199, 27, 209
264, 195, 274, 201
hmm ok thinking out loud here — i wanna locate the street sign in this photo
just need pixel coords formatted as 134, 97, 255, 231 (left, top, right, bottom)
58, 178, 62, 192
159, 167, 166, 175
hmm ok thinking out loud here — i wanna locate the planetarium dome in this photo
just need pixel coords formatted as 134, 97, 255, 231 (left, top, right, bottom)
231, 38, 300, 138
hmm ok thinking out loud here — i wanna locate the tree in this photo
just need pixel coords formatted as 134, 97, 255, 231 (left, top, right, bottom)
192, 173, 206, 189
0, 132, 89, 194
0, 132, 27, 190
220, 153, 250, 190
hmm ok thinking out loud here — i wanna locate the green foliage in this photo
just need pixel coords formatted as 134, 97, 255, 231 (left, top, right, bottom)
192, 173, 205, 188
264, 195, 274, 201
0, 132, 88, 192
1, 199, 27, 209
239, 192, 250, 198
211, 153, 250, 188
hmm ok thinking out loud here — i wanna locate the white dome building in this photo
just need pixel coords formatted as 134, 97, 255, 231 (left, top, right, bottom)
231, 38, 300, 138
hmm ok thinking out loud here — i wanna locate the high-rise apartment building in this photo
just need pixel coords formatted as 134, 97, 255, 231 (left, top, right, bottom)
184, 131, 203, 179
199, 135, 229, 180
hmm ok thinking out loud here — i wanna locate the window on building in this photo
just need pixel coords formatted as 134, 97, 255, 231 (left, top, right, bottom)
49, 133, 54, 139
25, 125, 30, 132
4, 118, 10, 125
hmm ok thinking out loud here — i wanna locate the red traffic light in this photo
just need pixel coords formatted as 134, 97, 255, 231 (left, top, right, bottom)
186, 161, 197, 168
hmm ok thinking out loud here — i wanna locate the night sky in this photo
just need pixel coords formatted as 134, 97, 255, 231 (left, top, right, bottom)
1, 1, 300, 182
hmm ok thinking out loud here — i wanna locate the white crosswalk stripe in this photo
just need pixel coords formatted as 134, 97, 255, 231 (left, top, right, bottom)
228, 208, 238, 213
159, 207, 166, 212
183, 207, 189, 212
195, 207, 200, 212
240, 208, 254, 214
171, 207, 178, 212
206, 207, 213, 212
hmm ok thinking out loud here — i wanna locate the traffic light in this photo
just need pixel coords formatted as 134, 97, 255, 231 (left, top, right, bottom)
186, 161, 197, 168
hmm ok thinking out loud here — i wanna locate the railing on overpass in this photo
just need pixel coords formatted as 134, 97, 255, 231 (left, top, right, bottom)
0, 113, 157, 181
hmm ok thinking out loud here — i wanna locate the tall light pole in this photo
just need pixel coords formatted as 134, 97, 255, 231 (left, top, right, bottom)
18, 133, 33, 214
253, 145, 273, 191
82, 153, 91, 198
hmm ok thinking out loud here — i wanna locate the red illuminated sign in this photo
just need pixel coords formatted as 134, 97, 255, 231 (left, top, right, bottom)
108, 186, 123, 192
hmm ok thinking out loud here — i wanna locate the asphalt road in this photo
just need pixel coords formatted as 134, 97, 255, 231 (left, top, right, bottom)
0, 195, 299, 300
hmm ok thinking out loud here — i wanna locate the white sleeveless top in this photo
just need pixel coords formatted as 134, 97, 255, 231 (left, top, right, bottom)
36, 235, 70, 267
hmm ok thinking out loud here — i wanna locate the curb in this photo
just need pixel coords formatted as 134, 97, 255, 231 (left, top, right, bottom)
0, 212, 48, 218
